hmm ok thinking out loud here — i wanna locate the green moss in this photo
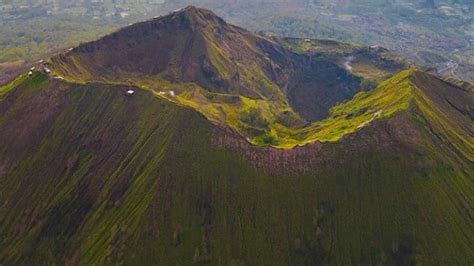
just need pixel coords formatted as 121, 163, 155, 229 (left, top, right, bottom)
158, 69, 414, 149
0, 73, 27, 100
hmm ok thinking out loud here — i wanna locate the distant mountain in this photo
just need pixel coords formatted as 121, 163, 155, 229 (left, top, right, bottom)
0, 6, 473, 265
163, 0, 474, 83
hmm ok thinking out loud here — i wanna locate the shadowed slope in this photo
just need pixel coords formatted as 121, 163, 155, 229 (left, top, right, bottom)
0, 71, 472, 264
44, 7, 412, 148
0, 6, 472, 265
49, 6, 294, 99
47, 7, 367, 130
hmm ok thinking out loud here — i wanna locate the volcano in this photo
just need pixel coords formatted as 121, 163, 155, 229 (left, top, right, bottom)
0, 6, 473, 265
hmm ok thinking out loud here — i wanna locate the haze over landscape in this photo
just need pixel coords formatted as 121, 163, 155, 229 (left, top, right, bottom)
0, 1, 473, 265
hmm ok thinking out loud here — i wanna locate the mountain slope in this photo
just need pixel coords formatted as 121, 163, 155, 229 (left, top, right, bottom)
49, 7, 285, 97
0, 70, 472, 264
46, 7, 410, 148
0, 6, 473, 265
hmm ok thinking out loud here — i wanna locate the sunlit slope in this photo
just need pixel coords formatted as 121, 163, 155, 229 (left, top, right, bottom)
0, 72, 472, 265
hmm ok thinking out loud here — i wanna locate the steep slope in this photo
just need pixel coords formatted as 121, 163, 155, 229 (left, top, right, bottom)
0, 70, 472, 265
0, 6, 472, 265
45, 7, 409, 148
280, 38, 410, 86
49, 7, 287, 98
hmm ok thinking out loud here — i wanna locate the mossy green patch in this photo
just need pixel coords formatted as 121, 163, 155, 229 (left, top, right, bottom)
39, 67, 416, 149
0, 74, 27, 100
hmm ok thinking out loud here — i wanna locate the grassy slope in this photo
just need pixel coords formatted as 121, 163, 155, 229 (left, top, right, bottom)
0, 73, 472, 265
39, 67, 415, 149
45, 58, 410, 149
0, 74, 27, 100
46, 7, 412, 148
42, 7, 417, 149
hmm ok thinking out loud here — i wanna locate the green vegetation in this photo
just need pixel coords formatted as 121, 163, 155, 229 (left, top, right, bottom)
0, 6, 472, 265
280, 38, 410, 87
0, 69, 472, 264
0, 74, 26, 100
43, 7, 412, 149
1, 0, 473, 82
169, 69, 415, 149
164, 0, 474, 82
0, 1, 165, 63
48, 49, 414, 148
410, 71, 474, 161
